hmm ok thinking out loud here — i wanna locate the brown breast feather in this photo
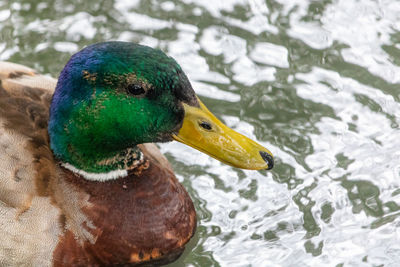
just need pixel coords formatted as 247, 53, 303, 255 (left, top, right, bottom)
53, 157, 196, 266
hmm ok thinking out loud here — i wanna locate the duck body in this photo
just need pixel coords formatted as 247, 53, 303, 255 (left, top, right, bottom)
0, 62, 195, 266
0, 42, 273, 266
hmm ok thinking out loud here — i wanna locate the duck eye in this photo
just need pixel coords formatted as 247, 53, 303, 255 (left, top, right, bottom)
126, 84, 146, 96
199, 121, 213, 131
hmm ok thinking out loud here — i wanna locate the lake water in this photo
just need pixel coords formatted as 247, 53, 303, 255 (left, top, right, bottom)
1, 0, 400, 266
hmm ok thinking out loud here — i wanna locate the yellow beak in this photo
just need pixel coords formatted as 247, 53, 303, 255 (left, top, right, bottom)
172, 97, 274, 170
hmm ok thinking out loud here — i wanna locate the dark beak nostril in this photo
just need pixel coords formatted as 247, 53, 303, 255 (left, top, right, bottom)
259, 151, 274, 170
199, 121, 213, 131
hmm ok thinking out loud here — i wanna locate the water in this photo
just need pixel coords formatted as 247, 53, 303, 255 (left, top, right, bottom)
1, 0, 400, 266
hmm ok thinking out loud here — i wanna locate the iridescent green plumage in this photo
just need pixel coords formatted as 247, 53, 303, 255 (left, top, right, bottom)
49, 42, 197, 173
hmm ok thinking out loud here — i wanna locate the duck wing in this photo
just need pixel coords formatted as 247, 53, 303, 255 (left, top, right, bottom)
0, 62, 62, 266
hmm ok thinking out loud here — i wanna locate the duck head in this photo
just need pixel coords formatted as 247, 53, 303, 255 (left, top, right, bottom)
48, 41, 273, 178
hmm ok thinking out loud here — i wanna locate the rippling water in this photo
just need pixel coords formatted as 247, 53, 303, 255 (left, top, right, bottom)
1, 0, 400, 266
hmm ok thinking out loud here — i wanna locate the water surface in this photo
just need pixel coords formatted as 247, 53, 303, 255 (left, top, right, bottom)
1, 0, 400, 266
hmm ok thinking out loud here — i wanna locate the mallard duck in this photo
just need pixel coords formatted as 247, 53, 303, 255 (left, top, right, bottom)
0, 41, 273, 266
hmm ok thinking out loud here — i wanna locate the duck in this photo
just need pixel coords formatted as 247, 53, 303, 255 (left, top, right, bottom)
0, 41, 273, 266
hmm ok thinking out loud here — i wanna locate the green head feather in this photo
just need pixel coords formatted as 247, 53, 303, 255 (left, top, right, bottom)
49, 41, 197, 173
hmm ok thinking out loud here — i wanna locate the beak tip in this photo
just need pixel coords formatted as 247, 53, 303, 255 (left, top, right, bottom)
259, 151, 274, 170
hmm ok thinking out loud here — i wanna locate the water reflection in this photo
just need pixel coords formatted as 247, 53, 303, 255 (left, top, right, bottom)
1, 0, 400, 266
